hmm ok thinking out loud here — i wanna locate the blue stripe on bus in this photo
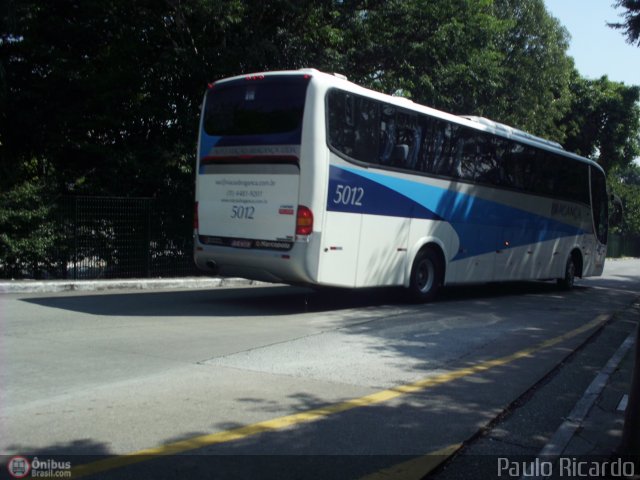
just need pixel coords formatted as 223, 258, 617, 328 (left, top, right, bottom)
328, 166, 443, 220
328, 165, 586, 260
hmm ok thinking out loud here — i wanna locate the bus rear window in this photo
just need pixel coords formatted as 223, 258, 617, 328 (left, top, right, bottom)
203, 76, 310, 136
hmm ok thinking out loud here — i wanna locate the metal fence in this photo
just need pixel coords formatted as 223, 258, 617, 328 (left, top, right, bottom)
4, 195, 637, 280
4, 196, 198, 280
607, 233, 640, 258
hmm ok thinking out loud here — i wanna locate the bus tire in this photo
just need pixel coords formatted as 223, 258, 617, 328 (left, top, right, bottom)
557, 255, 577, 290
408, 247, 442, 303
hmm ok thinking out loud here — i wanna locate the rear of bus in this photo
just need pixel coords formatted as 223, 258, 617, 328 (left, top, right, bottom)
194, 71, 318, 283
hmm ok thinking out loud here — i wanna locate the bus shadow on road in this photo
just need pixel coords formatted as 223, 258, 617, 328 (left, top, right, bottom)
21, 280, 592, 318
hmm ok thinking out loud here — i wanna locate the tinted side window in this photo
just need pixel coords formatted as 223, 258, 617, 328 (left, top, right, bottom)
327, 90, 356, 159
451, 128, 476, 181
431, 121, 459, 177
327, 88, 591, 206
327, 90, 380, 163
505, 142, 537, 191
590, 166, 608, 244
557, 159, 590, 205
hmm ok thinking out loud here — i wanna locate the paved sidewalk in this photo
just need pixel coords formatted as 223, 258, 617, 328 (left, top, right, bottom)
557, 312, 640, 480
561, 334, 635, 460
540, 328, 639, 480
0, 277, 263, 294
429, 300, 640, 480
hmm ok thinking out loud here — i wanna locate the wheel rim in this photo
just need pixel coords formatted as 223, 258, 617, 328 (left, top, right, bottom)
416, 258, 435, 294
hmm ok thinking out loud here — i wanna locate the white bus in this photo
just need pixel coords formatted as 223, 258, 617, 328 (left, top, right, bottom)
194, 69, 608, 301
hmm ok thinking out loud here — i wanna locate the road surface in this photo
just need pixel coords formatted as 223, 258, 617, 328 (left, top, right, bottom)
1, 259, 638, 479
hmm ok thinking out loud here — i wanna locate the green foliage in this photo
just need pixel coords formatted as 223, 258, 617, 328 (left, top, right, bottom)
610, 0, 640, 46
562, 75, 640, 172
0, 178, 58, 278
335, 0, 508, 110
608, 163, 640, 235
1, 0, 640, 275
491, 0, 574, 138
0, 0, 593, 198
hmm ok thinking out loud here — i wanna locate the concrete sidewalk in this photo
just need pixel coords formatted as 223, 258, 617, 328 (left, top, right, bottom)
0, 277, 263, 294
429, 299, 640, 480
553, 324, 640, 480
560, 332, 636, 460
536, 325, 639, 480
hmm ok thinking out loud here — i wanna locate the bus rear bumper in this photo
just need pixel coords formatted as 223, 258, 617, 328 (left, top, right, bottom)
194, 238, 316, 285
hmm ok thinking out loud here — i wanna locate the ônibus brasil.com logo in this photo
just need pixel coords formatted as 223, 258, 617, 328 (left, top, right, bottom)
6, 456, 72, 478
7, 456, 30, 478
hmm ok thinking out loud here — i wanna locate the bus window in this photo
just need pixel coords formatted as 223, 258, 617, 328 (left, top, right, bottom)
327, 89, 354, 158
204, 76, 309, 138
591, 166, 608, 244
450, 129, 470, 180
558, 160, 590, 205
405, 123, 422, 170
481, 136, 508, 186
353, 96, 380, 164
379, 105, 397, 165
506, 142, 537, 191
327, 89, 380, 163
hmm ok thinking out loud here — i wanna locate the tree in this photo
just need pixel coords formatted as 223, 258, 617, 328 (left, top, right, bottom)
2, 0, 638, 278
609, 163, 640, 235
562, 75, 640, 172
0, 178, 59, 278
0, 0, 351, 199
609, 0, 640, 46
0, 0, 353, 276
325, 0, 574, 143
334, 0, 508, 111
491, 0, 574, 139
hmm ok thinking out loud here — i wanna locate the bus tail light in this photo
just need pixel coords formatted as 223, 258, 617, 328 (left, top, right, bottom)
194, 202, 199, 230
296, 206, 313, 236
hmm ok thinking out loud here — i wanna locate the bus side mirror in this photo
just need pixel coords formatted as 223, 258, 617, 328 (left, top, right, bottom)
609, 193, 623, 226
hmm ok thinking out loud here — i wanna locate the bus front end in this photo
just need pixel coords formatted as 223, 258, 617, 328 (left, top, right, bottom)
194, 72, 317, 284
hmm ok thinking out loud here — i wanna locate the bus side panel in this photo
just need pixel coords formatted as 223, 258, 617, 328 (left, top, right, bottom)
406, 219, 459, 285
317, 212, 362, 287
510, 242, 543, 280
297, 78, 330, 285
355, 216, 409, 287
494, 225, 558, 281
447, 228, 498, 284
586, 243, 607, 277
581, 233, 605, 278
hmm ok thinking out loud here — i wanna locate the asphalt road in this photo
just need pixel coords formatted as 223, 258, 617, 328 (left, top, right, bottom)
1, 259, 639, 479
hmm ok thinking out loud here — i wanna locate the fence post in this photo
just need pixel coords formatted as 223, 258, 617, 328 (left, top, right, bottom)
73, 197, 78, 281
145, 199, 151, 278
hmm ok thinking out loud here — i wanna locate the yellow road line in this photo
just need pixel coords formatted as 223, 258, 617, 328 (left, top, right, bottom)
72, 314, 610, 478
358, 443, 463, 480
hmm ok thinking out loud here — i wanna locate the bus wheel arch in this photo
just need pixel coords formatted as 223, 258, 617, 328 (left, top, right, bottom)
407, 243, 445, 303
558, 248, 583, 290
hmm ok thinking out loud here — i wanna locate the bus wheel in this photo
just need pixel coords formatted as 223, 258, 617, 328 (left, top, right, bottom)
409, 248, 442, 303
557, 256, 576, 290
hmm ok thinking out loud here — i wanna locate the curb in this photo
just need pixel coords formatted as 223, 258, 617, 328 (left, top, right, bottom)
522, 330, 637, 480
0, 277, 264, 294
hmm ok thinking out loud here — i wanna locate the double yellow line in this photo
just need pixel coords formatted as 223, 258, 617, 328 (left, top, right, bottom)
72, 314, 610, 479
